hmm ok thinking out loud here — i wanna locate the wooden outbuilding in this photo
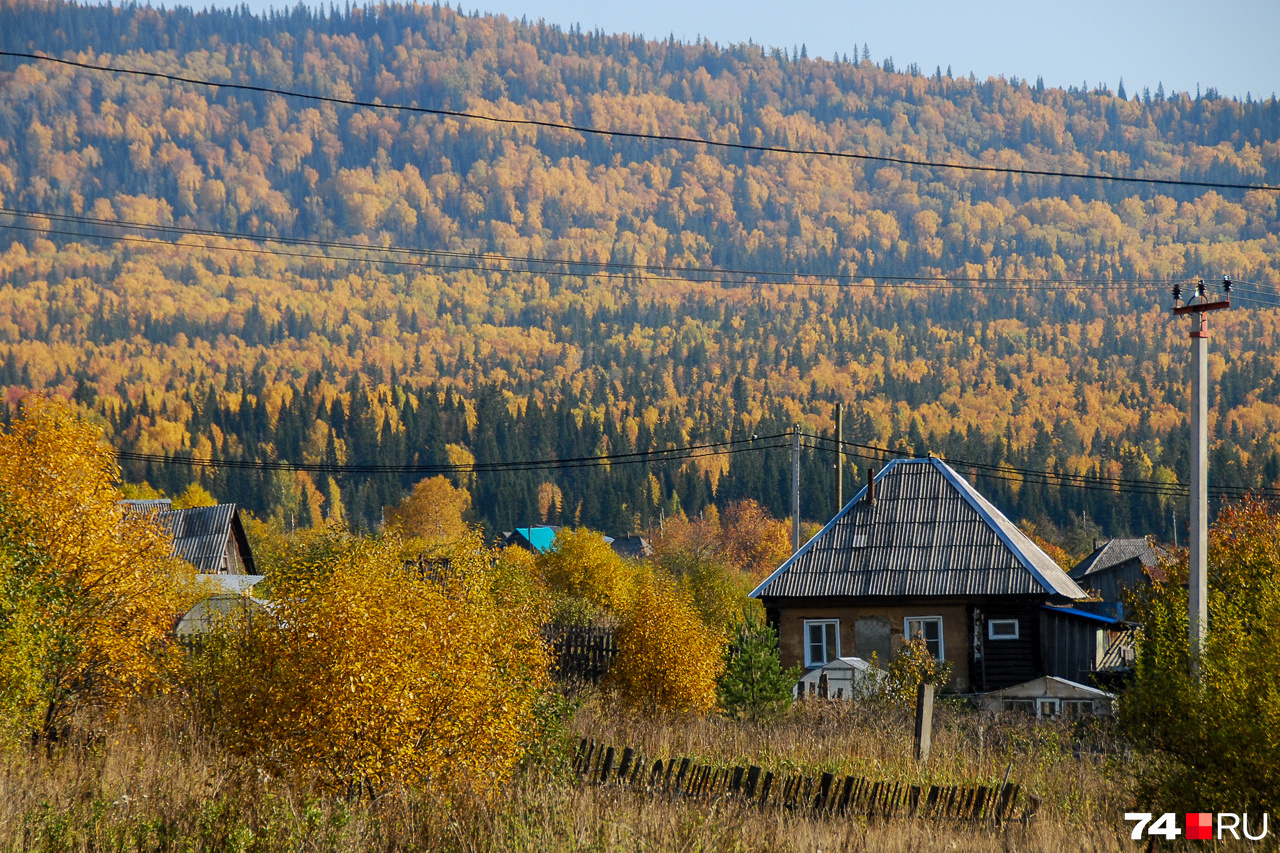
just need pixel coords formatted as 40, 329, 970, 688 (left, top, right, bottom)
1069, 537, 1164, 612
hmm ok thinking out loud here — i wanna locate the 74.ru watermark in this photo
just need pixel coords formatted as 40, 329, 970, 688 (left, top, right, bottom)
1125, 812, 1269, 841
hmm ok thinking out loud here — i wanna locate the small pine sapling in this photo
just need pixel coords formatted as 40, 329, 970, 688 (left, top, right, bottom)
717, 610, 803, 721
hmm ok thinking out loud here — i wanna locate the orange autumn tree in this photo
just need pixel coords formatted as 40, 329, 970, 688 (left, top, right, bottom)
0, 397, 199, 744
198, 529, 550, 793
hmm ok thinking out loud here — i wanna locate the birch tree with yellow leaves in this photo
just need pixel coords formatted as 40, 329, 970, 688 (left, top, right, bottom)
0, 397, 199, 745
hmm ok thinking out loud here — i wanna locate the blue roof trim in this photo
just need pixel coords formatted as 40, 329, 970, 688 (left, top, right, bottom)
928, 457, 1061, 596
1042, 605, 1120, 624
749, 458, 918, 599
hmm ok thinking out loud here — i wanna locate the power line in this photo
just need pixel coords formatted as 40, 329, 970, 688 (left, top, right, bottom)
112, 423, 1280, 502
4, 50, 1279, 194
804, 432, 1280, 500
0, 206, 1176, 289
0, 215, 1174, 295
115, 432, 793, 475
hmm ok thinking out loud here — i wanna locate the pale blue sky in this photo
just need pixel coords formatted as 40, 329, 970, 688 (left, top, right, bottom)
152, 0, 1280, 99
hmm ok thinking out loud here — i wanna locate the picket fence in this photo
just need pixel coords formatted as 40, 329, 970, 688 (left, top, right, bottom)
571, 737, 1035, 825
542, 626, 617, 682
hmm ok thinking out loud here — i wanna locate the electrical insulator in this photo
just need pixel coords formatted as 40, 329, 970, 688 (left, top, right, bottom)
1196, 279, 1207, 299
1222, 274, 1232, 295
1172, 283, 1183, 306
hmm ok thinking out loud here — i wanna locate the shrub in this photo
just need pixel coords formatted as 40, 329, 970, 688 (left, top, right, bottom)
194, 530, 550, 793
871, 637, 953, 707
537, 528, 635, 613
1120, 499, 1280, 812
609, 574, 725, 715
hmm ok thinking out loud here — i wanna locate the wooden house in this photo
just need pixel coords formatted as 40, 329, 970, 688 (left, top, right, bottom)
154, 503, 258, 576
749, 457, 1087, 692
1069, 537, 1164, 607
609, 534, 653, 560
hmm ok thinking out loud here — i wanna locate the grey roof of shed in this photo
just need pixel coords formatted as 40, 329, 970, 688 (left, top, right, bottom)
1069, 538, 1158, 580
152, 504, 256, 575
750, 458, 1086, 601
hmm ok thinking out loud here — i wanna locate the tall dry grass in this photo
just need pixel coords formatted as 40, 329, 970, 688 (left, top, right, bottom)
0, 691, 1140, 853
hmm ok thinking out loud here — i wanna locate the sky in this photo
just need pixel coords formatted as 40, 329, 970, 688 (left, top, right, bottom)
199, 0, 1278, 101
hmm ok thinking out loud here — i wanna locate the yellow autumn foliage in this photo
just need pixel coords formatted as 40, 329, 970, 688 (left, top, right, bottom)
537, 527, 636, 613
197, 529, 550, 792
385, 475, 471, 545
609, 573, 725, 715
0, 397, 200, 743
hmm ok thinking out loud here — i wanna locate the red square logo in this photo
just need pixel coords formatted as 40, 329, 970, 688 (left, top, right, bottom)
1186, 812, 1213, 840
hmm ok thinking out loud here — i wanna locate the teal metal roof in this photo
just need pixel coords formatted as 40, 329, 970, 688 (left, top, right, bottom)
516, 526, 558, 553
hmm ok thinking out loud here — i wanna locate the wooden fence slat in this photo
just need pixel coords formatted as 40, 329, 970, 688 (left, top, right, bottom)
648, 759, 664, 789
662, 758, 676, 792
729, 766, 744, 794
924, 785, 940, 818
744, 766, 761, 799
837, 776, 855, 814
674, 758, 691, 795
816, 772, 835, 813
972, 786, 989, 820
759, 771, 774, 808
617, 747, 634, 782
908, 785, 921, 817
599, 746, 615, 784
993, 783, 1018, 824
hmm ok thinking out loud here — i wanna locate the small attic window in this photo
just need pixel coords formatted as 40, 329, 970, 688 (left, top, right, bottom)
988, 619, 1020, 640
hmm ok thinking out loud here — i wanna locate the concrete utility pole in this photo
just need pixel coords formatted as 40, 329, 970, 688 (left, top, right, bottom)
1172, 276, 1230, 677
835, 402, 844, 513
792, 424, 802, 553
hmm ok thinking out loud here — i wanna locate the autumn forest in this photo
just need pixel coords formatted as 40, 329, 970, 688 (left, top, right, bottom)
2, 0, 1280, 544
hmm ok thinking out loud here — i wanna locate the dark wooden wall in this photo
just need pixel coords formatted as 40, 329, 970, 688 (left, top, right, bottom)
969, 602, 1043, 692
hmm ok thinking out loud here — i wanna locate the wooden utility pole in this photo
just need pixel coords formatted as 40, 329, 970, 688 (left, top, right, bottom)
791, 424, 801, 553
914, 683, 935, 762
835, 402, 844, 513
1172, 276, 1230, 677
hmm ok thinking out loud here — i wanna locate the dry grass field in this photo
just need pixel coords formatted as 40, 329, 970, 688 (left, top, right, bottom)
0, 689, 1143, 853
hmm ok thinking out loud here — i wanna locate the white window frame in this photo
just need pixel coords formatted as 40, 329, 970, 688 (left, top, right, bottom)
988, 619, 1020, 640
904, 616, 945, 660
803, 619, 840, 668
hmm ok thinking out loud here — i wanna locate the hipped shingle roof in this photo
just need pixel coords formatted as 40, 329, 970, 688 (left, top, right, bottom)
750, 458, 1086, 601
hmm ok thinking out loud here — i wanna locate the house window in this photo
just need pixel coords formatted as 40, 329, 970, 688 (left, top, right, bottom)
804, 620, 840, 668
1002, 699, 1035, 715
1037, 698, 1059, 718
988, 619, 1020, 640
1062, 699, 1095, 717
904, 616, 944, 660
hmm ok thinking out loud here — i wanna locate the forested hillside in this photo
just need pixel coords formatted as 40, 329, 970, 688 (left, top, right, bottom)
1, 0, 1279, 542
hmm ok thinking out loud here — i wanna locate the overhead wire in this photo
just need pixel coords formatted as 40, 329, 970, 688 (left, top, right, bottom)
803, 432, 1280, 500
3, 50, 1279, 194
0, 211, 1182, 294
0, 205, 1179, 289
115, 431, 793, 475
